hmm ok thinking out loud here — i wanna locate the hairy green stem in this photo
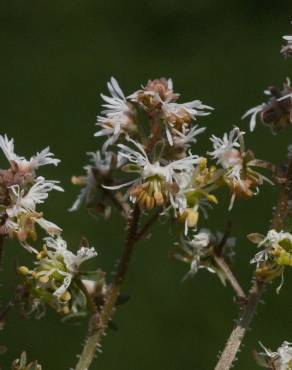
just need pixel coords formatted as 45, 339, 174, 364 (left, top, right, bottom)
75, 205, 140, 370
75, 205, 161, 370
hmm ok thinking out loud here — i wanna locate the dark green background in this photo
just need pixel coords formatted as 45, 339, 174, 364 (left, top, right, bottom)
1, 1, 292, 369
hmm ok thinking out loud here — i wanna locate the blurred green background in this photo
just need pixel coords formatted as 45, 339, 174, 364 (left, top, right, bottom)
1, 1, 292, 369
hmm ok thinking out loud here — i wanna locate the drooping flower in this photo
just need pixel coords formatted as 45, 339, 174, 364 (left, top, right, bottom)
69, 150, 126, 217
281, 34, 292, 58
242, 78, 292, 133
174, 228, 236, 281
105, 138, 200, 210
174, 229, 212, 278
248, 230, 292, 290
249, 230, 292, 266
208, 127, 272, 210
18, 236, 100, 318
0, 177, 63, 250
20, 236, 97, 298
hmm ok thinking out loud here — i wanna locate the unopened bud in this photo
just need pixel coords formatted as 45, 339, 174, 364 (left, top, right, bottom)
39, 275, 49, 284
18, 266, 29, 275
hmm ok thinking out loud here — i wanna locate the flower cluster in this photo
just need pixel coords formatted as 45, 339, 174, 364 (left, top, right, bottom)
249, 230, 292, 287
17, 236, 101, 318
208, 127, 272, 210
242, 78, 292, 134
72, 78, 272, 236
174, 228, 235, 282
69, 150, 125, 217
0, 135, 63, 251
255, 341, 292, 369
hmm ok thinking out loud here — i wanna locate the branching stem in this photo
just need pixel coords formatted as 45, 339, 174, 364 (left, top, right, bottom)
214, 157, 292, 370
213, 254, 247, 302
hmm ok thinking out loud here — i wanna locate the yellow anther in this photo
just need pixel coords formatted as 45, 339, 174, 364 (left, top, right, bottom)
36, 250, 46, 260
60, 291, 71, 302
186, 210, 199, 228
145, 195, 154, 209
199, 158, 207, 169
154, 191, 164, 206
71, 175, 85, 185
138, 191, 148, 207
207, 194, 218, 204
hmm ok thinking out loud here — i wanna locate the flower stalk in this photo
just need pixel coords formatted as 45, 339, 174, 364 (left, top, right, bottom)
75, 205, 141, 370
213, 253, 247, 303
214, 156, 292, 370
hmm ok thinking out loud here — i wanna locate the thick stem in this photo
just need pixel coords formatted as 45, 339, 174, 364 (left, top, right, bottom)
214, 157, 292, 370
214, 280, 264, 370
75, 205, 141, 370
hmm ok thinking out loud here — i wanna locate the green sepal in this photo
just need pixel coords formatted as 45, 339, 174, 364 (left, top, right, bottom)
121, 164, 140, 173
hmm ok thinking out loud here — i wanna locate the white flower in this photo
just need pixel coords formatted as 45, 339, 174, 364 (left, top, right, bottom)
208, 128, 246, 203
242, 104, 265, 132
275, 342, 292, 370
69, 151, 123, 212
262, 230, 292, 247
250, 249, 269, 266
250, 229, 292, 266
281, 34, 292, 57
0, 134, 60, 172
4, 178, 63, 241
258, 341, 292, 370
7, 177, 63, 217
176, 229, 213, 278
87, 150, 114, 175
161, 100, 212, 145
172, 125, 206, 147
42, 236, 97, 297
69, 171, 96, 213
107, 138, 199, 191
162, 100, 212, 121
95, 113, 133, 151
95, 78, 135, 151
242, 78, 292, 132
100, 77, 130, 117
208, 127, 243, 169
283, 35, 292, 42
